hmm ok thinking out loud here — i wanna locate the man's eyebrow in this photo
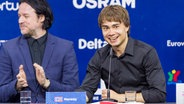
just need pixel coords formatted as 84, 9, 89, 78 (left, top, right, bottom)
101, 25, 108, 27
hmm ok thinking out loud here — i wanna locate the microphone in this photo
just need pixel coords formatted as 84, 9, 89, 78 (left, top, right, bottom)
100, 47, 118, 103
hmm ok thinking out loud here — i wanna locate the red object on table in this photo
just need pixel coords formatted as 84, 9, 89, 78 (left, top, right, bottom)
100, 101, 117, 104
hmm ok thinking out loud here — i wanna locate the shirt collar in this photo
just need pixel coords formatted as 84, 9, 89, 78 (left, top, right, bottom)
124, 37, 134, 56
110, 37, 134, 58
27, 32, 48, 45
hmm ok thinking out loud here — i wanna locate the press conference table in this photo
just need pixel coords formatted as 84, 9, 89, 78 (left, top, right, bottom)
0, 102, 176, 104
90, 102, 176, 104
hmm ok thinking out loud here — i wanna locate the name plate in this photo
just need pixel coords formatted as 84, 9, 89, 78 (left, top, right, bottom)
46, 92, 86, 104
176, 83, 184, 104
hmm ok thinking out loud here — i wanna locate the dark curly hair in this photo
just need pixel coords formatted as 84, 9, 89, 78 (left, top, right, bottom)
19, 0, 53, 30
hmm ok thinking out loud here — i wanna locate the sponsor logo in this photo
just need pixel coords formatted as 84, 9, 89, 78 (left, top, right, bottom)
78, 38, 107, 49
73, 0, 136, 9
167, 40, 184, 47
93, 95, 101, 101
167, 69, 182, 85
0, 1, 19, 11
54, 96, 63, 102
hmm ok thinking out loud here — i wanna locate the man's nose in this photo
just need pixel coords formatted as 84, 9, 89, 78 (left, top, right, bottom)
108, 28, 115, 35
18, 16, 24, 24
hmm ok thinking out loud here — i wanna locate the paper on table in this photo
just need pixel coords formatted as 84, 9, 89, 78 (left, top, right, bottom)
176, 83, 184, 104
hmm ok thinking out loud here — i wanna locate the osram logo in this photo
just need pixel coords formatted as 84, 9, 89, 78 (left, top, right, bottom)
0, 1, 19, 11
73, 0, 136, 9
78, 38, 107, 49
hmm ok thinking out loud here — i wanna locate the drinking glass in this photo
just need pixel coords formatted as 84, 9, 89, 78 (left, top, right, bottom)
20, 91, 31, 104
125, 90, 136, 102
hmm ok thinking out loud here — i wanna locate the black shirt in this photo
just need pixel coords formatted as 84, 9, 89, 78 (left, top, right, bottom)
27, 33, 47, 65
78, 37, 166, 103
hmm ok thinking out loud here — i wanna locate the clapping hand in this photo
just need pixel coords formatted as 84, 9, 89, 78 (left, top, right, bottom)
16, 65, 28, 91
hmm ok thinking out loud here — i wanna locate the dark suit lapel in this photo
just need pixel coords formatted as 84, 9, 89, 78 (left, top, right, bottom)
19, 36, 37, 90
42, 34, 55, 70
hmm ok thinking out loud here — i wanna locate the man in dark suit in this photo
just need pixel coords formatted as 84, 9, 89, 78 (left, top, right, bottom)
0, 0, 79, 103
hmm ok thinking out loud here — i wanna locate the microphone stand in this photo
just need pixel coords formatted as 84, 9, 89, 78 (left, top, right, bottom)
100, 48, 118, 103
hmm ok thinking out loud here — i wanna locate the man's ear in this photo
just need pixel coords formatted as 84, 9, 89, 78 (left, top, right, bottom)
38, 14, 45, 23
126, 26, 130, 33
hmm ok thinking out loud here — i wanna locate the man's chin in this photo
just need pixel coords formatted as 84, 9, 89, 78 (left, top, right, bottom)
23, 34, 31, 38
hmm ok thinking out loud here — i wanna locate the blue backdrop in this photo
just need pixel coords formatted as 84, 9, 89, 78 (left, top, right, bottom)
0, 0, 184, 102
